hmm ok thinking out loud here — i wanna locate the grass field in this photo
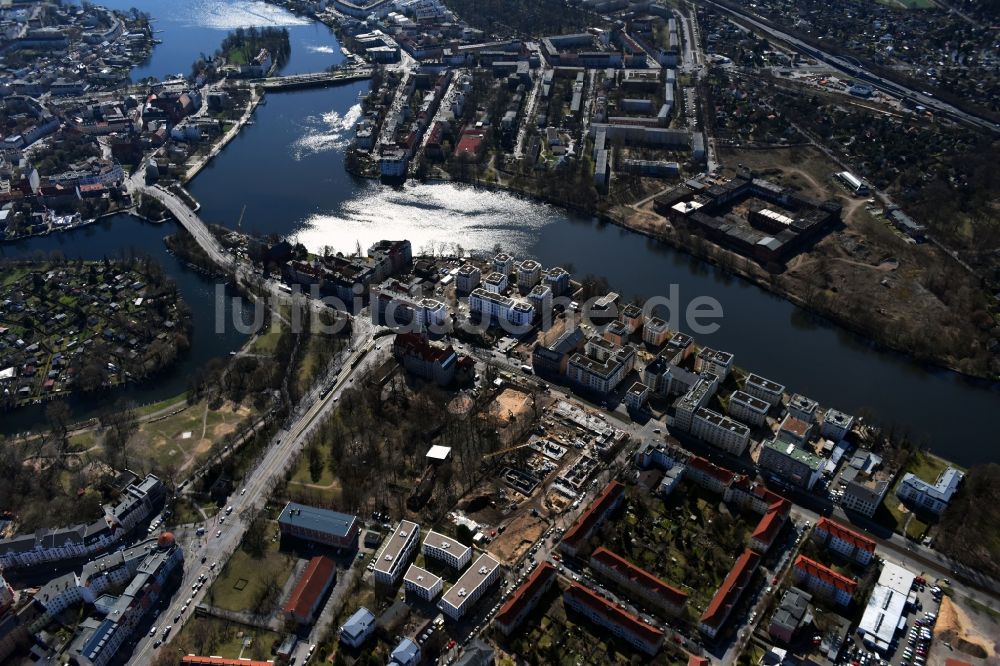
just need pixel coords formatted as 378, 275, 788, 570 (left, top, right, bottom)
174, 616, 279, 660
131, 399, 255, 473
284, 448, 341, 505
134, 392, 188, 418
207, 520, 293, 613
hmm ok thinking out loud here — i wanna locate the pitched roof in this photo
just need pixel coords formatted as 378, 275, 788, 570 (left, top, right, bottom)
494, 561, 556, 628
794, 555, 857, 595
283, 555, 336, 619
700, 549, 760, 629
590, 548, 688, 606
815, 517, 876, 553
751, 501, 789, 548
564, 583, 664, 644
687, 455, 737, 485
562, 480, 624, 549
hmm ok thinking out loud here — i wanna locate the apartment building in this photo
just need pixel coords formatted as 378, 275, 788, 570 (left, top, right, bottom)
777, 415, 814, 446
642, 317, 670, 346
620, 303, 644, 333
673, 375, 718, 431
339, 608, 376, 648
438, 553, 502, 620
744, 373, 785, 407
896, 467, 964, 516
543, 266, 571, 295
695, 348, 734, 380
483, 271, 508, 293
787, 393, 819, 423
469, 288, 535, 327
373, 521, 421, 586
821, 409, 855, 442
589, 548, 688, 617
699, 549, 760, 639
813, 518, 876, 566
456, 264, 481, 293
403, 564, 443, 602
422, 530, 472, 570
517, 259, 542, 289
527, 284, 552, 320
566, 352, 626, 395
283, 556, 337, 625
563, 584, 664, 656
691, 408, 750, 455
793, 556, 856, 607
728, 390, 769, 427
493, 253, 514, 275
759, 439, 824, 490
494, 562, 557, 635
840, 465, 892, 518
560, 480, 625, 558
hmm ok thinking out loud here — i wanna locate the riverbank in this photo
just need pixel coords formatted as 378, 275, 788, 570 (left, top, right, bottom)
415, 169, 998, 383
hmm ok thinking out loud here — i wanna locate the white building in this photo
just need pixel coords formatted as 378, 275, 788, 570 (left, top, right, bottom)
821, 409, 855, 442
728, 390, 769, 427
896, 467, 964, 516
744, 373, 785, 407
340, 607, 376, 648
787, 394, 819, 423
483, 271, 508, 293
373, 520, 420, 586
403, 564, 443, 601
517, 259, 542, 289
456, 264, 481, 293
695, 348, 734, 380
493, 253, 514, 275
469, 288, 535, 327
438, 553, 502, 620
422, 530, 472, 570
691, 408, 750, 455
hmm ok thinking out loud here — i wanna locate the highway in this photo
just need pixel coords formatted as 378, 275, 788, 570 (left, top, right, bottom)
700, 0, 1000, 135
127, 336, 387, 665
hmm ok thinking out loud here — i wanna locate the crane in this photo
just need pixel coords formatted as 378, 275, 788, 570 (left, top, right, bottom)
236, 204, 246, 231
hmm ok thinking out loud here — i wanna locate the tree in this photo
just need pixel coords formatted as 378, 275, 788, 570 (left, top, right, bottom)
100, 402, 138, 470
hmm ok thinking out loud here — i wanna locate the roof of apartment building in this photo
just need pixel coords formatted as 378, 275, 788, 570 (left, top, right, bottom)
815, 518, 876, 553
591, 548, 688, 607
751, 501, 789, 548
564, 583, 664, 645
700, 549, 761, 629
794, 556, 857, 595
687, 455, 737, 486
562, 480, 625, 550
283, 555, 336, 619
495, 561, 556, 628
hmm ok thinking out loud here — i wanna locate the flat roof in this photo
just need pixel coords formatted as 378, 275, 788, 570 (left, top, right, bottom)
403, 564, 442, 592
423, 530, 471, 562
374, 520, 420, 576
440, 553, 501, 614
278, 502, 357, 538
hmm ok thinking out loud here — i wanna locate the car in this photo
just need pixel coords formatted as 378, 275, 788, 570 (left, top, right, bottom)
173, 614, 181, 623
186, 597, 193, 605
153, 640, 162, 648
149, 627, 158, 637
219, 516, 225, 524
241, 488, 247, 495
216, 530, 222, 538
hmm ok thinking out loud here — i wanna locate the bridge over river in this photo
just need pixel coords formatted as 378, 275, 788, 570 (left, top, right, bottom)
236, 67, 374, 91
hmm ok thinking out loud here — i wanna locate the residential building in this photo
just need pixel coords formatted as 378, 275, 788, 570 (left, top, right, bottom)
769, 587, 813, 644
517, 259, 542, 289
563, 583, 664, 656
393, 333, 474, 387
494, 562, 557, 635
749, 500, 789, 553
744, 373, 784, 407
493, 253, 515, 275
603, 320, 630, 347
674, 375, 718, 431
543, 266, 571, 295
422, 530, 472, 570
590, 548, 688, 616
777, 415, 813, 446
438, 553, 502, 620
456, 264, 481, 293
277, 503, 360, 549
759, 439, 824, 490
566, 352, 626, 395
484, 271, 508, 293
787, 394, 819, 423
821, 409, 855, 442
283, 556, 337, 625
560, 480, 625, 557
339, 607, 376, 648
813, 518, 876, 566
699, 549, 760, 639
691, 408, 750, 455
527, 284, 553, 322
840, 464, 892, 518
403, 564, 443, 602
728, 390, 769, 427
389, 638, 421, 666
469, 288, 535, 328
620, 304, 644, 333
896, 467, 964, 516
695, 348, 734, 380
373, 521, 421, 586
793, 556, 856, 607
532, 327, 585, 375
685, 455, 736, 495
642, 317, 670, 346
624, 382, 649, 411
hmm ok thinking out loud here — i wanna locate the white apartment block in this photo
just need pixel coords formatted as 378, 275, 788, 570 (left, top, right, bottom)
821, 409, 855, 442
673, 375, 717, 431
403, 564, 443, 601
787, 393, 819, 423
567, 353, 625, 395
696, 348, 734, 380
896, 467, 964, 516
438, 553, 502, 620
483, 271, 508, 293
517, 259, 542, 289
744, 373, 785, 407
469, 288, 534, 327
493, 253, 514, 275
373, 520, 420, 586
728, 390, 769, 427
422, 530, 472, 570
456, 264, 481, 293
691, 408, 750, 456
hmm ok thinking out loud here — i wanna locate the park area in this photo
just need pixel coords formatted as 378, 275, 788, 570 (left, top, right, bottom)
205, 519, 295, 615
611, 483, 753, 623
173, 616, 280, 662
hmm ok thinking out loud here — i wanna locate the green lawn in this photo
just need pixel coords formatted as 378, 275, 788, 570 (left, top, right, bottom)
881, 451, 962, 539
134, 392, 188, 418
206, 520, 294, 614
174, 616, 279, 660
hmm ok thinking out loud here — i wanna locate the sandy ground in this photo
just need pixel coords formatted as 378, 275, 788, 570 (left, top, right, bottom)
930, 596, 999, 665
490, 512, 547, 565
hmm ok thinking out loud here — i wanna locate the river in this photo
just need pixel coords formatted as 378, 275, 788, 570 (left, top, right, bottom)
7, 0, 996, 466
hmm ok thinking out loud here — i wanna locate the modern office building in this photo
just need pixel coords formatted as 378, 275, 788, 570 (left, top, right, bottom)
278, 503, 360, 549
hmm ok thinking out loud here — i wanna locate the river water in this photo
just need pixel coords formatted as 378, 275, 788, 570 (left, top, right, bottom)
6, 0, 996, 465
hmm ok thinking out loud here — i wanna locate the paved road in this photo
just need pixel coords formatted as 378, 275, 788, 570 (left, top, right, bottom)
127, 338, 387, 664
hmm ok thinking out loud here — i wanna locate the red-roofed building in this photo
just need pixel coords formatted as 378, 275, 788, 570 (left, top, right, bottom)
728, 475, 784, 515
685, 455, 736, 495
454, 128, 486, 160
589, 548, 688, 616
560, 480, 625, 558
699, 549, 761, 639
749, 499, 790, 553
813, 517, 876, 566
563, 583, 664, 656
688, 657, 710, 666
283, 555, 337, 625
494, 562, 557, 635
182, 658, 273, 666
793, 556, 856, 607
